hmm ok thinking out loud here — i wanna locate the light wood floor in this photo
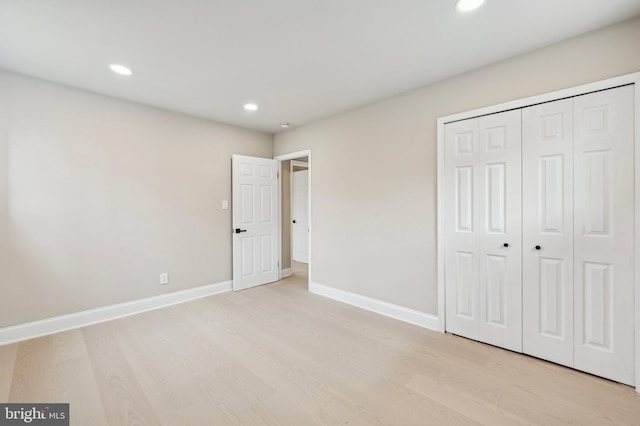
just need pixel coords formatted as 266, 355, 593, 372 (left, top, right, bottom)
2, 264, 640, 425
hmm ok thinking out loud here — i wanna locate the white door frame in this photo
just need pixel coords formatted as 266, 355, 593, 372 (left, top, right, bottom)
275, 149, 312, 288
436, 72, 640, 390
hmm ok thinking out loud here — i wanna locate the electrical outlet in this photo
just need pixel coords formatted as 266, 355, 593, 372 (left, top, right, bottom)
160, 273, 169, 285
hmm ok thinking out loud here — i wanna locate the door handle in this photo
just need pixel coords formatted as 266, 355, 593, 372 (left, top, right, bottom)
535, 245, 541, 250
235, 228, 247, 234
503, 243, 509, 247
293, 220, 297, 223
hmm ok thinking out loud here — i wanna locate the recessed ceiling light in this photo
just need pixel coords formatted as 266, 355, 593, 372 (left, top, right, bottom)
244, 103, 258, 111
455, 0, 485, 13
109, 64, 133, 76
280, 122, 290, 128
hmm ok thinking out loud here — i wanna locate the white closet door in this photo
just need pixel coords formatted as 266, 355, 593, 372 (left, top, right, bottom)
477, 111, 522, 352
522, 99, 575, 367
445, 110, 522, 350
445, 118, 480, 340
573, 85, 635, 386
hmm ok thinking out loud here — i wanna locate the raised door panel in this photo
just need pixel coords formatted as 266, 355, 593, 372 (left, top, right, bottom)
522, 99, 574, 367
485, 163, 506, 234
485, 254, 507, 326
455, 166, 474, 232
240, 236, 255, 278
539, 155, 565, 233
573, 85, 635, 386
445, 119, 480, 340
477, 110, 522, 352
260, 234, 274, 273
538, 257, 566, 339
260, 185, 274, 223
240, 184, 255, 225
455, 251, 475, 318
582, 262, 613, 349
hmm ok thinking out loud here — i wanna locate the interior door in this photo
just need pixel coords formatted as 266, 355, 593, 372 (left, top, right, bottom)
445, 110, 522, 351
232, 155, 279, 291
572, 85, 635, 386
522, 98, 575, 367
292, 168, 309, 263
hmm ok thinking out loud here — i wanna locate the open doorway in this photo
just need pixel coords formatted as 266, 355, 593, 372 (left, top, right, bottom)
275, 150, 311, 289
291, 160, 308, 264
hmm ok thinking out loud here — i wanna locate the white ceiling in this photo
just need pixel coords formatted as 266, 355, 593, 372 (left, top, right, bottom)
1, 1, 639, 134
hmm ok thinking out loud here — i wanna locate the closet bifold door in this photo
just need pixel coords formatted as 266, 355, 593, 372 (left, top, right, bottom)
444, 118, 480, 341
522, 99, 574, 368
477, 111, 522, 351
573, 85, 635, 386
444, 110, 522, 352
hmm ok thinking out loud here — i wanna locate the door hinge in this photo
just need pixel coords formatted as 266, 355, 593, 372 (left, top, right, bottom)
277, 261, 280, 267
277, 172, 280, 178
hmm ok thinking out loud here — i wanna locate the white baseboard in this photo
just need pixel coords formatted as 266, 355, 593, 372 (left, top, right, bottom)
309, 282, 439, 331
280, 268, 293, 278
0, 280, 232, 346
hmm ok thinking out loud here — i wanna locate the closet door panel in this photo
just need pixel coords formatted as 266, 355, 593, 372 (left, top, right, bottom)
445, 119, 480, 340
522, 99, 574, 367
573, 85, 635, 386
477, 110, 522, 352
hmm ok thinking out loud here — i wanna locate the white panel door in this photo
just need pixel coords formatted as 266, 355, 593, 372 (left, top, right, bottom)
522, 99, 575, 367
232, 155, 279, 291
573, 85, 635, 386
292, 169, 309, 263
445, 110, 522, 350
445, 118, 480, 341
477, 111, 522, 352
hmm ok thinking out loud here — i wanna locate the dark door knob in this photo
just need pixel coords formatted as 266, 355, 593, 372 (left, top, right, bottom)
235, 228, 247, 234
535, 245, 541, 250
503, 243, 509, 247
293, 220, 297, 223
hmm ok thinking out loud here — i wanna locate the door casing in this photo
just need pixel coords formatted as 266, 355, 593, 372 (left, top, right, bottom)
274, 149, 312, 289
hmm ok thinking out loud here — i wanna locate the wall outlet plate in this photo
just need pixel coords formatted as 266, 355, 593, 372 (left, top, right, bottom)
160, 273, 169, 285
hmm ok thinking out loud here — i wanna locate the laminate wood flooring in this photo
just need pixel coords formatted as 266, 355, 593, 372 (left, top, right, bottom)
2, 264, 640, 425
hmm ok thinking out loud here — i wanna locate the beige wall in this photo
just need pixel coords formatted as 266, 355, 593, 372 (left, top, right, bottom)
0, 70, 272, 327
281, 160, 291, 270
274, 16, 640, 315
